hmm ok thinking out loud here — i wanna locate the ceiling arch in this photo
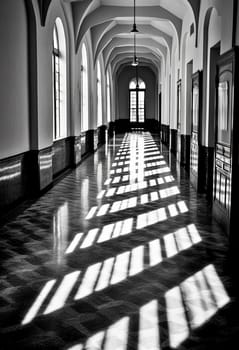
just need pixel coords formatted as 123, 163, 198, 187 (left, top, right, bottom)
111, 51, 161, 69
112, 55, 160, 79
93, 23, 172, 65
105, 46, 164, 73
114, 62, 159, 86
64, 0, 197, 76
103, 37, 167, 69
71, 0, 95, 36
91, 20, 114, 52
75, 5, 182, 52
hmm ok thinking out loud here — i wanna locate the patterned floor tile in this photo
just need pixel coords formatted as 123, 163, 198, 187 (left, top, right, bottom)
0, 131, 238, 349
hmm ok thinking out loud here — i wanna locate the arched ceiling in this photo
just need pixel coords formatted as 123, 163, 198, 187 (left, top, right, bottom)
104, 37, 167, 68
112, 55, 161, 79
62, 0, 198, 80
106, 46, 164, 73
93, 24, 172, 65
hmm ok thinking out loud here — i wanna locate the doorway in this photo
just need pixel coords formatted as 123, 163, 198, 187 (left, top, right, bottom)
129, 78, 146, 123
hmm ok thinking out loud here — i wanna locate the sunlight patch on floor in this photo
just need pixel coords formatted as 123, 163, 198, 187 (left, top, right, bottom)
44, 271, 80, 314
166, 264, 230, 348
138, 300, 160, 350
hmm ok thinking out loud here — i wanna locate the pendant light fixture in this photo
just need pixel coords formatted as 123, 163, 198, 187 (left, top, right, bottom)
131, 33, 139, 66
131, 0, 139, 33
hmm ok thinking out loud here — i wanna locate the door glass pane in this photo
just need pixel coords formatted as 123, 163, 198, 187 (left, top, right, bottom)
130, 91, 137, 122
138, 91, 145, 122
130, 88, 145, 123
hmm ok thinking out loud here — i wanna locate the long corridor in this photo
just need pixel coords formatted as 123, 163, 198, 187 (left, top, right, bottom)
1, 132, 239, 349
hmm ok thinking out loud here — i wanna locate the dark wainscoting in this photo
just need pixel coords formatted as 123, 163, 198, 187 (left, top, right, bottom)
115, 119, 131, 133
37, 147, 53, 190
86, 130, 95, 154
53, 131, 103, 174
108, 122, 115, 137
0, 147, 53, 215
198, 145, 214, 198
98, 125, 107, 146
0, 153, 25, 212
144, 119, 160, 133
24, 148, 53, 196
170, 129, 177, 155
0, 129, 109, 217
180, 134, 191, 171
81, 132, 87, 157
81, 130, 94, 155
81, 126, 108, 159
72, 136, 81, 166
93, 129, 98, 150
52, 138, 73, 178
161, 124, 170, 146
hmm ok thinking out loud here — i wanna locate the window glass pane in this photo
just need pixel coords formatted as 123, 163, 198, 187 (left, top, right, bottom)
130, 81, 136, 89
81, 43, 89, 131
97, 60, 102, 126
138, 112, 144, 123
130, 91, 137, 122
53, 25, 58, 50
139, 81, 146, 89
131, 109, 137, 122
129, 78, 145, 90
107, 72, 111, 123
138, 91, 144, 106
52, 18, 67, 140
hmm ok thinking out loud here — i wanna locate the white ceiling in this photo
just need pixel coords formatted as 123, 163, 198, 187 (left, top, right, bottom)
101, 0, 189, 18
68, 0, 195, 77
66, 0, 192, 19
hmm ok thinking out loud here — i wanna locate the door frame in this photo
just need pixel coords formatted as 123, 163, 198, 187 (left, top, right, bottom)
129, 88, 146, 125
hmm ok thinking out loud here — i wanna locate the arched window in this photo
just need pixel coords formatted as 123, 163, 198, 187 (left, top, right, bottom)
52, 18, 67, 140
129, 78, 146, 90
97, 60, 103, 127
81, 43, 89, 131
129, 78, 146, 123
106, 71, 111, 123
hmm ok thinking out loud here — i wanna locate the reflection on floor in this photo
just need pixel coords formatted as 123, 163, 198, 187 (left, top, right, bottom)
0, 131, 239, 350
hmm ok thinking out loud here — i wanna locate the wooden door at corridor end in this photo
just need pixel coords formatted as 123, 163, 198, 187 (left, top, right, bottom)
213, 49, 239, 238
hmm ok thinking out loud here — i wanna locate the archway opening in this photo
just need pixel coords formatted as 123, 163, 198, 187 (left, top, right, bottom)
129, 78, 146, 123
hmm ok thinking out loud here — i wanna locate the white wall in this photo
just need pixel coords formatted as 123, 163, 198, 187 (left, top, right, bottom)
0, 0, 236, 160
205, 8, 221, 146
36, 26, 53, 149
0, 0, 29, 159
236, 3, 239, 46
37, 0, 71, 149
177, 0, 234, 139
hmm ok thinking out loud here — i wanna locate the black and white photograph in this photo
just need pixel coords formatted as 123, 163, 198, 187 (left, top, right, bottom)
1, 1, 239, 349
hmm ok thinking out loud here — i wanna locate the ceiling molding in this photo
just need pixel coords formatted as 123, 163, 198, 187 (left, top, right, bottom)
187, 0, 200, 46
112, 55, 160, 78
103, 37, 167, 69
75, 5, 182, 52
71, 0, 94, 38
93, 23, 172, 65
105, 46, 164, 72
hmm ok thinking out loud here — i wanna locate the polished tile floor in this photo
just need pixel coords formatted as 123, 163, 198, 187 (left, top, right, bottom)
1, 131, 239, 350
